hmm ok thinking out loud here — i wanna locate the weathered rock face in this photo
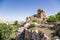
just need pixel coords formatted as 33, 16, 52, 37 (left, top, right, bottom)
16, 27, 25, 40
37, 9, 47, 18
25, 29, 50, 40
26, 9, 47, 23
16, 25, 59, 40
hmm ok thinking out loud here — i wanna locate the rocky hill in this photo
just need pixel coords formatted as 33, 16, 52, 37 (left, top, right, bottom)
16, 9, 60, 40
26, 9, 47, 23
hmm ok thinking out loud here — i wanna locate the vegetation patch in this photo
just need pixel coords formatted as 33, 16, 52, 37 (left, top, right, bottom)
27, 23, 35, 29
0, 23, 17, 40
32, 20, 37, 22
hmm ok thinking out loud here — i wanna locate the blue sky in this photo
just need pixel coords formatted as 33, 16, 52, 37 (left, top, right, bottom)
0, 0, 60, 21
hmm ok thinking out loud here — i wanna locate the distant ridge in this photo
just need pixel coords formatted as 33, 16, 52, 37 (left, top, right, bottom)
0, 18, 6, 23
0, 18, 14, 24
0, 18, 22, 24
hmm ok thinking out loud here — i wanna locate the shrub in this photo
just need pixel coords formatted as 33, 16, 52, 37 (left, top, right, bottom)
14, 20, 18, 26
56, 11, 60, 21
0, 23, 16, 40
27, 24, 35, 29
47, 16, 56, 22
32, 20, 37, 22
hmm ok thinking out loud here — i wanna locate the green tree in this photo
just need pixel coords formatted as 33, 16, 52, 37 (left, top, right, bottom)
56, 11, 60, 21
0, 23, 13, 40
14, 20, 18, 26
47, 16, 56, 22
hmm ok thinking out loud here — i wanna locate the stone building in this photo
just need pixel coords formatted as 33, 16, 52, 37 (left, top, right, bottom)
26, 9, 47, 23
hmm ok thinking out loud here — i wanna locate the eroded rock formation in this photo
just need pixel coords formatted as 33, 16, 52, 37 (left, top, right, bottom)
16, 9, 60, 40
26, 9, 47, 23
25, 29, 50, 40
